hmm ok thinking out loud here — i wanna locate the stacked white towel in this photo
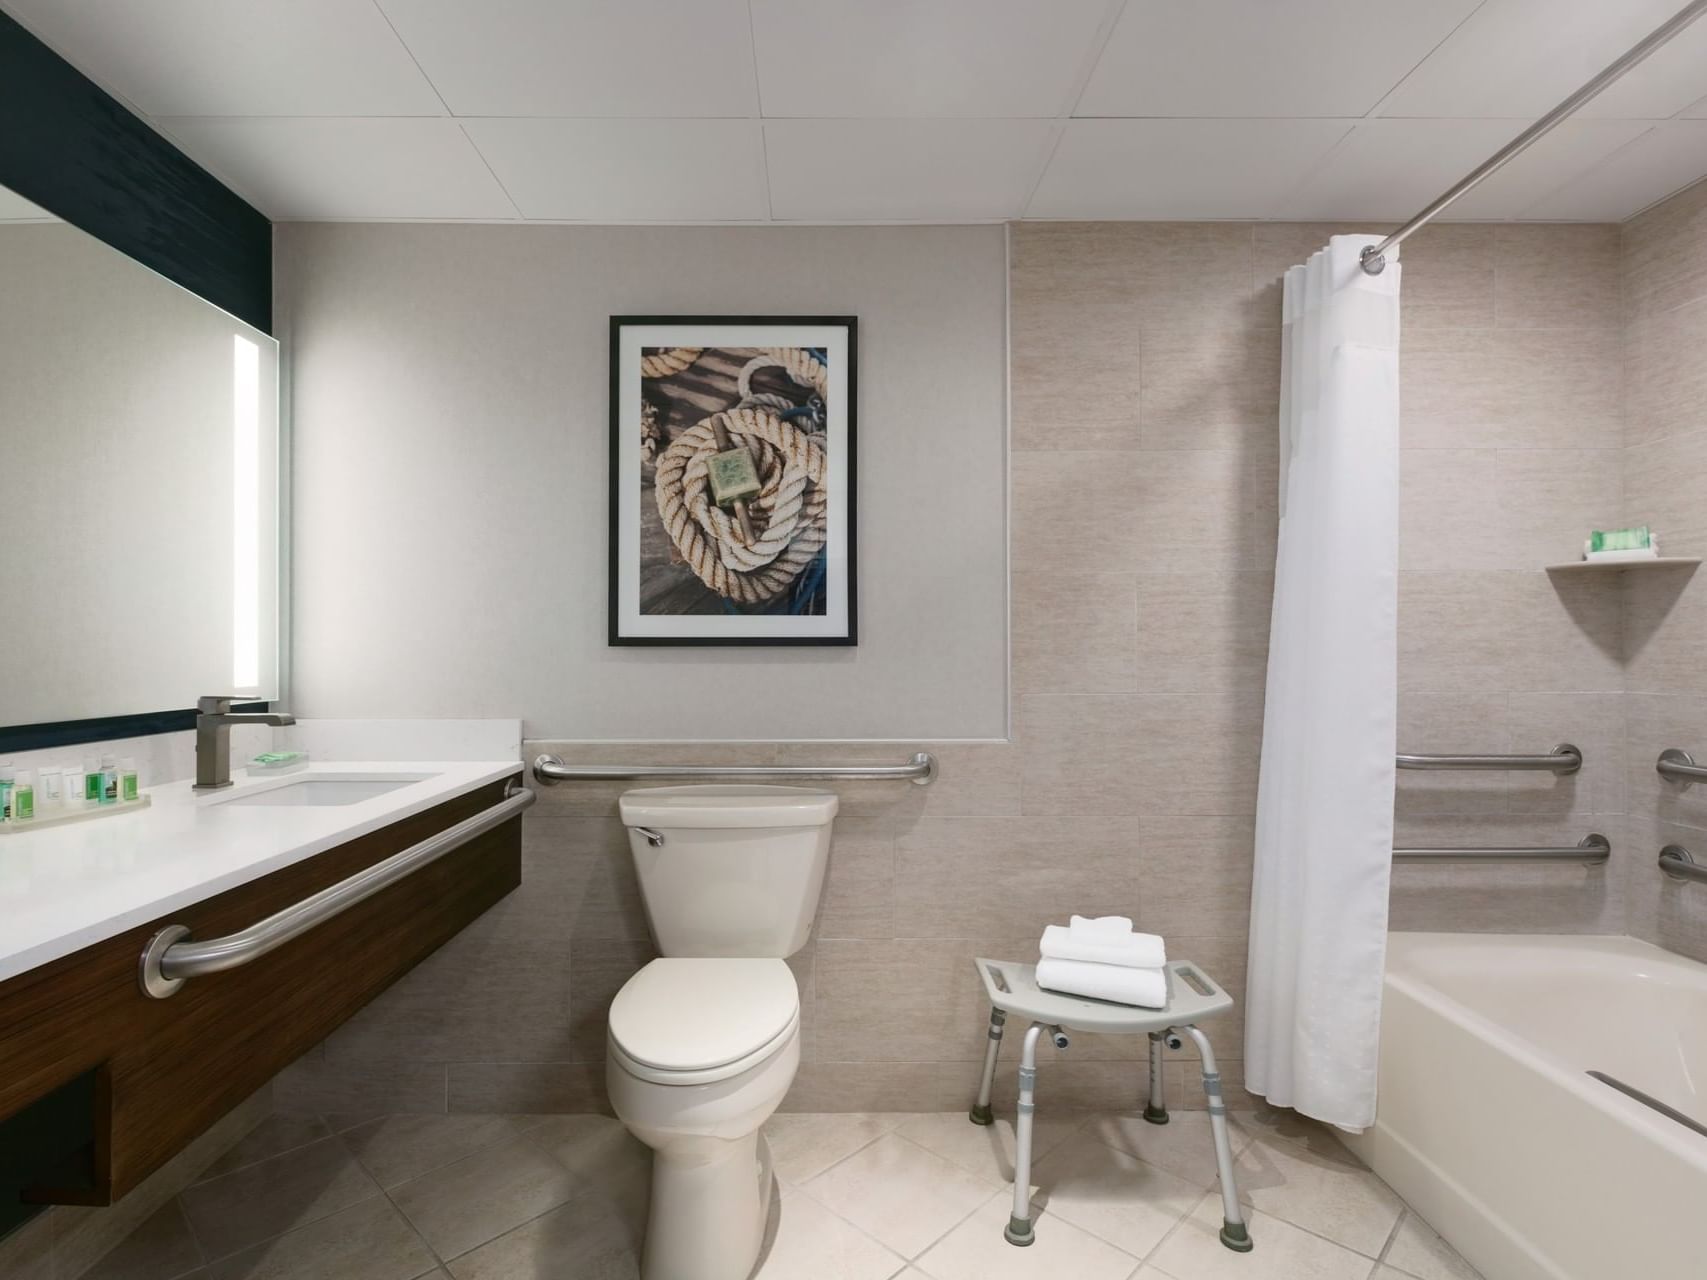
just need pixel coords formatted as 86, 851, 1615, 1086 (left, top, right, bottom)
1035, 915, 1168, 1009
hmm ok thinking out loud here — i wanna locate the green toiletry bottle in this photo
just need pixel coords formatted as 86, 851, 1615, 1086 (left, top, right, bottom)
0, 765, 13, 821
12, 772, 33, 822
120, 758, 139, 803
83, 757, 102, 803
99, 756, 118, 805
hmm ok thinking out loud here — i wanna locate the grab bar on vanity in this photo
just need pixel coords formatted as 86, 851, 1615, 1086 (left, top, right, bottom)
531, 752, 937, 786
1396, 744, 1581, 774
137, 779, 534, 998
1658, 845, 1707, 885
1393, 833, 1610, 865
1656, 749, 1707, 785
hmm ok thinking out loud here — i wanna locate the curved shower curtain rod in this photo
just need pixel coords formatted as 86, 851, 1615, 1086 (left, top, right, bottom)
1359, 0, 1707, 275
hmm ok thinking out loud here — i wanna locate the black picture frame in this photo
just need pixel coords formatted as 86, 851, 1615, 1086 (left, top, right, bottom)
608, 315, 858, 646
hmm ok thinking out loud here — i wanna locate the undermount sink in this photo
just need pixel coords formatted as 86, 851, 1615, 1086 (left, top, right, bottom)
217, 773, 436, 807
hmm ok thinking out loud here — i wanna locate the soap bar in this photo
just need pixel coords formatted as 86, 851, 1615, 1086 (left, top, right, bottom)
707, 447, 761, 507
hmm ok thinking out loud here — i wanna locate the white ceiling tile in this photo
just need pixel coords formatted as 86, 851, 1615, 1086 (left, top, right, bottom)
463, 119, 767, 221
376, 0, 758, 117
1376, 0, 1698, 120
1027, 119, 1352, 219
156, 119, 518, 220
1519, 121, 1707, 220
0, 188, 56, 222
1445, 119, 1655, 218
2, 0, 442, 116
1076, 0, 1480, 119
1276, 118, 1527, 221
1580, 15, 1707, 119
764, 120, 1055, 220
750, 0, 1116, 118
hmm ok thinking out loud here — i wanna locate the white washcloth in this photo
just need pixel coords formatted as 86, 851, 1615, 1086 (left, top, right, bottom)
1040, 924, 1166, 969
1036, 957, 1169, 1009
1070, 914, 1133, 936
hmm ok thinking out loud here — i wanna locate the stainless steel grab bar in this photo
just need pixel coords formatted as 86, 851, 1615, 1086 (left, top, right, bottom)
1659, 845, 1707, 884
138, 778, 534, 998
1393, 834, 1610, 864
1396, 744, 1581, 774
1657, 749, 1707, 785
531, 752, 937, 786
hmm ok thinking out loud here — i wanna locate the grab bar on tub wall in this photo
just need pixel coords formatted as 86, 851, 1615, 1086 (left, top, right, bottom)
531, 752, 937, 786
1396, 744, 1581, 774
138, 779, 534, 998
1659, 845, 1707, 885
1656, 749, 1707, 785
1393, 833, 1610, 865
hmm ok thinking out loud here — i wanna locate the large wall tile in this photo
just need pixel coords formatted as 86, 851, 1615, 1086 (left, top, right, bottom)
1493, 224, 1621, 331
815, 939, 1021, 1063
1010, 294, 1142, 451
1401, 329, 1620, 450
1509, 574, 1622, 692
1012, 571, 1138, 694
1626, 297, 1707, 448
1139, 327, 1280, 451
1621, 814, 1707, 965
1622, 177, 1707, 324
1397, 572, 1514, 694
1495, 449, 1623, 570
1625, 425, 1707, 557
1132, 572, 1272, 695
1135, 815, 1256, 937
1395, 692, 1510, 818
818, 817, 896, 940
1625, 570, 1707, 697
1506, 691, 1626, 819
1012, 451, 1146, 572
1399, 449, 1502, 572
1625, 692, 1707, 833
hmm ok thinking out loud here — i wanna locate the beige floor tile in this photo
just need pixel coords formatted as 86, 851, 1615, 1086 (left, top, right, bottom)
197, 1116, 334, 1183
389, 1137, 578, 1261
913, 1194, 1138, 1280
763, 1113, 903, 1185
524, 1113, 651, 1235
1383, 1211, 1482, 1280
342, 1114, 537, 1188
1148, 1199, 1371, 1280
1082, 1111, 1252, 1190
753, 1183, 906, 1280
202, 1195, 437, 1280
81, 1201, 204, 1280
180, 1138, 382, 1261
1029, 1131, 1203, 1259
804, 1133, 997, 1259
443, 1194, 640, 1280
1234, 1134, 1403, 1258
892, 1113, 1080, 1185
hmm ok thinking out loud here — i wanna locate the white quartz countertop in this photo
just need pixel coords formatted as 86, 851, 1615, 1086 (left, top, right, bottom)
0, 760, 523, 983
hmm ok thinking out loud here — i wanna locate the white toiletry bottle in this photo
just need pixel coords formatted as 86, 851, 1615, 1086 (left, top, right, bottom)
12, 772, 34, 822
0, 765, 13, 821
99, 756, 119, 805
39, 768, 61, 811
120, 757, 139, 803
64, 764, 85, 809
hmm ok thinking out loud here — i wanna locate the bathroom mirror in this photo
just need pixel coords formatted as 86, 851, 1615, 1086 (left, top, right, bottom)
0, 182, 280, 729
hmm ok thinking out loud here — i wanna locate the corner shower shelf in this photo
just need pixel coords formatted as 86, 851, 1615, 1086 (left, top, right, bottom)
1544, 557, 1700, 575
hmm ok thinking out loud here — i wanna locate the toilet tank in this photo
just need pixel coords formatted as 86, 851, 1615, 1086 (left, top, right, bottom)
618, 785, 839, 958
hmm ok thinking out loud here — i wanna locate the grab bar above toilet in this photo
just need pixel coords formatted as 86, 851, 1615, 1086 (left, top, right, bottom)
1396, 744, 1581, 774
532, 752, 938, 786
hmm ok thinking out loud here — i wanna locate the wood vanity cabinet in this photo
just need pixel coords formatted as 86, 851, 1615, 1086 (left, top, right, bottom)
0, 776, 523, 1205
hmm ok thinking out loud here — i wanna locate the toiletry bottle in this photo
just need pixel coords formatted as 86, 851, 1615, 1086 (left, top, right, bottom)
120, 758, 139, 803
64, 764, 85, 809
0, 765, 13, 821
39, 768, 61, 811
83, 757, 102, 803
99, 756, 118, 805
11, 772, 33, 822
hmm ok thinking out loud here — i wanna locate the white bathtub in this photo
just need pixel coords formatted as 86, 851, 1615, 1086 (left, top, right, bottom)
1344, 933, 1707, 1280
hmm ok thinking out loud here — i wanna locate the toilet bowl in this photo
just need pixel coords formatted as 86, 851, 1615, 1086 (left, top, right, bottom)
608, 957, 802, 1280
603, 785, 836, 1280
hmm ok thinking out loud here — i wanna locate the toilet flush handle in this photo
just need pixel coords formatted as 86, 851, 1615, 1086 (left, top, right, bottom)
633, 826, 666, 848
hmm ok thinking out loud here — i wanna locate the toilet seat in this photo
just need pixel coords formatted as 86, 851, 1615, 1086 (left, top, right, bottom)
609, 958, 799, 1086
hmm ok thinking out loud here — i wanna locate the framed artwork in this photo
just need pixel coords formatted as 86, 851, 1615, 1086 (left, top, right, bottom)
609, 315, 857, 646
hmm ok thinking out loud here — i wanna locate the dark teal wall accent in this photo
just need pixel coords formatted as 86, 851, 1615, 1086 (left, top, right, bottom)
0, 9, 271, 332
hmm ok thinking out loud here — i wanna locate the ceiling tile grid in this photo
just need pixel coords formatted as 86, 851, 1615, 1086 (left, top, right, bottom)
6, 0, 1707, 224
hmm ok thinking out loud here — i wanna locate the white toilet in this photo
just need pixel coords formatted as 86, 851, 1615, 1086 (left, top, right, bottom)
607, 784, 838, 1280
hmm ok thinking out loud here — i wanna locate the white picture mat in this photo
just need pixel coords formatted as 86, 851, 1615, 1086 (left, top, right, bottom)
615, 323, 850, 639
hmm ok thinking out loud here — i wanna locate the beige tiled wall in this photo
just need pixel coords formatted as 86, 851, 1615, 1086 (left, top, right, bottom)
277, 220, 1634, 1118
1622, 179, 1707, 964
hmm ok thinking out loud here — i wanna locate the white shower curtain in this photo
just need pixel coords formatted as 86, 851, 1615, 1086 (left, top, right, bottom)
1244, 235, 1401, 1131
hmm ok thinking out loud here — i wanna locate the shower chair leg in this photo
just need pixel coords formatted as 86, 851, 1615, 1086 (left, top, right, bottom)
1144, 1030, 1169, 1124
1006, 1022, 1066, 1247
1180, 1023, 1252, 1253
969, 1006, 1006, 1126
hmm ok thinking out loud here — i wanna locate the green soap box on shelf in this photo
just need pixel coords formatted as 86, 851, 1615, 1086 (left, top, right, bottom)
1588, 526, 1652, 552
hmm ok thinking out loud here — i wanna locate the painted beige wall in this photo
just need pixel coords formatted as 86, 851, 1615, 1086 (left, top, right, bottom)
277, 220, 1632, 1118
1623, 179, 1707, 964
275, 222, 1009, 742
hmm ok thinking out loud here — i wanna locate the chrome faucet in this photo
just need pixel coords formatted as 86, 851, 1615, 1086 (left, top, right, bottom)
193, 695, 296, 791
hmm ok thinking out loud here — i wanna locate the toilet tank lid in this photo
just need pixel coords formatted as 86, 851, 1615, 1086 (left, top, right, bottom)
609, 958, 798, 1072
618, 785, 838, 829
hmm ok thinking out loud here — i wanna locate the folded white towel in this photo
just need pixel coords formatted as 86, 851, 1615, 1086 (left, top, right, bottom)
1070, 914, 1133, 936
1040, 924, 1166, 969
1037, 957, 1169, 1009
